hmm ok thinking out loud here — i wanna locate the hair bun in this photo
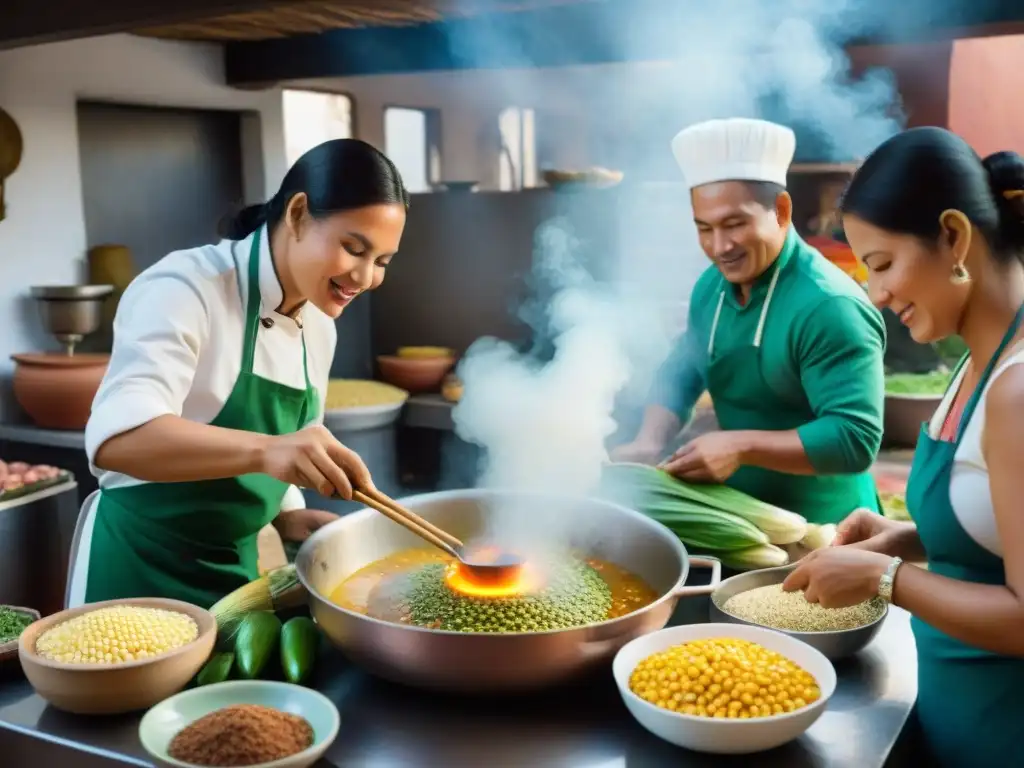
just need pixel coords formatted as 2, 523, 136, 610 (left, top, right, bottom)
983, 151, 1024, 201
983, 151, 1024, 251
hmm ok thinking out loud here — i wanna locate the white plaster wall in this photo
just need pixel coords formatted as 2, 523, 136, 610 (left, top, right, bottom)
0, 34, 286, 420
290, 67, 599, 187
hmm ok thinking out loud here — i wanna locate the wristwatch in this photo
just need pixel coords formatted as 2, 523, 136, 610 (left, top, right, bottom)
878, 556, 903, 604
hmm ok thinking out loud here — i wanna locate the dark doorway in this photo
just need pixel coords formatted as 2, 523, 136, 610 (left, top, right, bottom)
76, 101, 245, 349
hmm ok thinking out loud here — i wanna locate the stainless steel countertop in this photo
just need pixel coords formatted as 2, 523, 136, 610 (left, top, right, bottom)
0, 590, 919, 768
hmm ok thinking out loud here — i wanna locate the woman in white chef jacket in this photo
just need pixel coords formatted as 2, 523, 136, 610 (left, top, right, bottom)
67, 139, 408, 609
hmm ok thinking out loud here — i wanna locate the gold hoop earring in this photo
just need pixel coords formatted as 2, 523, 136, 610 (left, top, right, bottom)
950, 263, 971, 285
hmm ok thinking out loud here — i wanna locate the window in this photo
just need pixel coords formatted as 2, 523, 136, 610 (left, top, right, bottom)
282, 89, 353, 166
384, 107, 441, 194
499, 107, 537, 191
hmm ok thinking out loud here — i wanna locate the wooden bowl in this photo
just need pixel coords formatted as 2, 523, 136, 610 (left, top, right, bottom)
377, 354, 455, 394
18, 597, 216, 715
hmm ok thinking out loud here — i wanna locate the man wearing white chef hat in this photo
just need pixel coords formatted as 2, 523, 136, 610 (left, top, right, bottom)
614, 118, 886, 525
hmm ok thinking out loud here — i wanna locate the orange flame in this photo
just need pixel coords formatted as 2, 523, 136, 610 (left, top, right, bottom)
444, 558, 541, 599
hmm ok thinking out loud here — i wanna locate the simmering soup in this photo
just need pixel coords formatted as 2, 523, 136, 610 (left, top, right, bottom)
329, 548, 659, 633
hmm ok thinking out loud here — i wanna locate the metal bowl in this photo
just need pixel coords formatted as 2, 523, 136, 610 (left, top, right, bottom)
29, 284, 115, 340
322, 399, 407, 433
708, 564, 887, 660
295, 488, 721, 693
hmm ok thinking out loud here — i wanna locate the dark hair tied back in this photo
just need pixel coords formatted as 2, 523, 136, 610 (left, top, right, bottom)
840, 127, 1024, 264
983, 150, 1024, 246
219, 138, 409, 240
221, 201, 270, 241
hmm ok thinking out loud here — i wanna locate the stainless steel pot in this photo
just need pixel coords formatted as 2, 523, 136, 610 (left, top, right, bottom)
708, 563, 888, 659
295, 488, 721, 693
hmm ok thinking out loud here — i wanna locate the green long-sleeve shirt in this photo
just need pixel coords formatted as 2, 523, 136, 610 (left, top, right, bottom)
651, 228, 886, 475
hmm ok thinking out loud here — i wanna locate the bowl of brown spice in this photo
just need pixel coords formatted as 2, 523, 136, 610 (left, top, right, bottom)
138, 680, 340, 768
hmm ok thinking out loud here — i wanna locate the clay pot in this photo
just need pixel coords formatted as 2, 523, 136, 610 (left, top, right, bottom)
377, 354, 455, 394
12, 353, 110, 430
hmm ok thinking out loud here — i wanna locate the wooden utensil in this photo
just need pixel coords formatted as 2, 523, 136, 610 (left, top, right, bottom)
352, 487, 522, 584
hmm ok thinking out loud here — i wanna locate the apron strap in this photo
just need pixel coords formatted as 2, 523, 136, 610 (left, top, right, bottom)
241, 228, 312, 388
953, 303, 1024, 444
707, 292, 725, 356
707, 260, 784, 356
753, 263, 783, 349
301, 334, 311, 389
241, 230, 264, 376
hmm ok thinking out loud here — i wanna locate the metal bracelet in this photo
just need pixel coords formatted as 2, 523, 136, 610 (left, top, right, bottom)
878, 556, 904, 604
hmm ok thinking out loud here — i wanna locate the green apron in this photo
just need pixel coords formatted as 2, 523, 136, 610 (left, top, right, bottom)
706, 260, 879, 525
906, 305, 1024, 768
84, 230, 318, 609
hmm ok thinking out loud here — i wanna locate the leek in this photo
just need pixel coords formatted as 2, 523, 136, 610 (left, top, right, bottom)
716, 544, 790, 571
800, 523, 838, 550
605, 462, 808, 545
209, 565, 307, 650
645, 502, 769, 550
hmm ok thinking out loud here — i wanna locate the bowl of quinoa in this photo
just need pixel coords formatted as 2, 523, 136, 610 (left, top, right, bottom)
709, 565, 888, 660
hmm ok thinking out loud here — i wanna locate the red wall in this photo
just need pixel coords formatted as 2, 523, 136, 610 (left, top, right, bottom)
844, 35, 1024, 157
948, 35, 1024, 156
847, 41, 953, 129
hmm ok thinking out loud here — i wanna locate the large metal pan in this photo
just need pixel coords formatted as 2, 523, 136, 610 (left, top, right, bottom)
709, 563, 888, 659
296, 488, 721, 693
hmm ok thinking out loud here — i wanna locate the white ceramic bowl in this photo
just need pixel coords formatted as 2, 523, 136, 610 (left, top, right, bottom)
612, 623, 836, 755
139, 680, 340, 768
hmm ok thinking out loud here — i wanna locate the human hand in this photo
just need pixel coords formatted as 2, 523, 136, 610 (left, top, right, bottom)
658, 431, 743, 482
259, 425, 374, 499
610, 439, 663, 466
274, 508, 339, 543
833, 508, 907, 555
782, 547, 892, 608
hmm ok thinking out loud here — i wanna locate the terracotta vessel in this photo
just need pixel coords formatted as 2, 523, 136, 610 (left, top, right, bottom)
19, 597, 215, 715
377, 354, 456, 394
11, 353, 110, 430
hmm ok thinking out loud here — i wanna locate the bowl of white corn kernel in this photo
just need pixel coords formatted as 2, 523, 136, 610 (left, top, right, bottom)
18, 598, 215, 715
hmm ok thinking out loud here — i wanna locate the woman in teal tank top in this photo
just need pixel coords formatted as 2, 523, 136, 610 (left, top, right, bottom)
782, 127, 1024, 767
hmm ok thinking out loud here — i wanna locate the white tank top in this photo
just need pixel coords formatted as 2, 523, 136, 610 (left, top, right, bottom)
928, 341, 1024, 557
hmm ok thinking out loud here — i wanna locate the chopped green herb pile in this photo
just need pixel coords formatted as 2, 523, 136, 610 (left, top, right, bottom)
885, 371, 953, 396
0, 607, 33, 644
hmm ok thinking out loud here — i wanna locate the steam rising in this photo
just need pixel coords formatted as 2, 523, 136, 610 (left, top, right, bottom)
449, 0, 906, 546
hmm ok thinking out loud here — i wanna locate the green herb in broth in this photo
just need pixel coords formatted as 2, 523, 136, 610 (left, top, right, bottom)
885, 371, 953, 396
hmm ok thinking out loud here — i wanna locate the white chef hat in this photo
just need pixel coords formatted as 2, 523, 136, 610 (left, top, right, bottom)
671, 118, 796, 189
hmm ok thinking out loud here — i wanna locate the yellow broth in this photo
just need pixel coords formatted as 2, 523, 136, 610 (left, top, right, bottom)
328, 548, 659, 624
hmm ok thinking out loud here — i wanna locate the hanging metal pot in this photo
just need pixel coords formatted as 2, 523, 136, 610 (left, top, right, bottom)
0, 106, 25, 221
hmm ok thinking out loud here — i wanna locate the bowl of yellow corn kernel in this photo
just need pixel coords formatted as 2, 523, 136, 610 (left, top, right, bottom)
18, 597, 216, 715
612, 623, 836, 754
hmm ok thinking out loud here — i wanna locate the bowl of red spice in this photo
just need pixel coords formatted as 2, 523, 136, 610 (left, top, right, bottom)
138, 680, 339, 768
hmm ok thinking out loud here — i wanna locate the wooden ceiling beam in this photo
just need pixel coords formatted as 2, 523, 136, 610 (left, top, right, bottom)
225, 0, 1024, 85
0, 0, 293, 51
